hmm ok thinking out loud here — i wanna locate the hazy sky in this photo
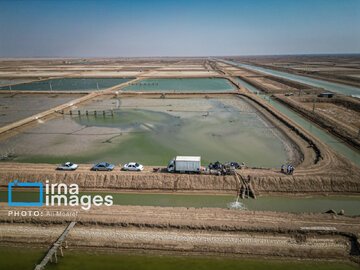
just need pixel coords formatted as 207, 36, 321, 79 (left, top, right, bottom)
0, 0, 359, 57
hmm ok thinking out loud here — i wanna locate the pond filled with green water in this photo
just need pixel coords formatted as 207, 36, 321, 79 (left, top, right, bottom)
0, 247, 357, 270
2, 191, 360, 215
0, 78, 133, 91
120, 78, 234, 92
0, 98, 291, 168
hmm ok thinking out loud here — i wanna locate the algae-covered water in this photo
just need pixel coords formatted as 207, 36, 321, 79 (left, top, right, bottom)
0, 247, 358, 270
0, 78, 133, 91
120, 78, 234, 92
2, 191, 360, 215
0, 97, 290, 168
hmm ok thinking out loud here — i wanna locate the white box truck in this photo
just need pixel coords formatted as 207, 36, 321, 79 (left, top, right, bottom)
167, 156, 201, 173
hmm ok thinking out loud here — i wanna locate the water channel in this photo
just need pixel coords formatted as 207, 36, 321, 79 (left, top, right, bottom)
218, 58, 360, 97
2, 191, 360, 216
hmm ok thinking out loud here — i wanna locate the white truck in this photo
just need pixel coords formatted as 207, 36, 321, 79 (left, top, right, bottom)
167, 156, 201, 173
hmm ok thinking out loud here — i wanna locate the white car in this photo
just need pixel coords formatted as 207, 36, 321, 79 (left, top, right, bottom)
57, 162, 78, 171
123, 162, 144, 171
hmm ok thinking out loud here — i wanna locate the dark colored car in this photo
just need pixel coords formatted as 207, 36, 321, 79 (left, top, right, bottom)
225, 161, 240, 169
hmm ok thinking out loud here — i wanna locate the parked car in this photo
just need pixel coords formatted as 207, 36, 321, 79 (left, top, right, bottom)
224, 161, 240, 169
91, 162, 115, 171
123, 162, 144, 171
57, 162, 78, 171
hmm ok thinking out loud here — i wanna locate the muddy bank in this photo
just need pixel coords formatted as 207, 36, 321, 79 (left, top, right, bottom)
273, 95, 360, 151
237, 74, 322, 94
0, 223, 353, 260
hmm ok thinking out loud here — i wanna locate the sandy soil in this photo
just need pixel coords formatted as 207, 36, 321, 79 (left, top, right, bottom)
0, 224, 352, 259
298, 97, 360, 129
1, 204, 359, 259
0, 58, 207, 80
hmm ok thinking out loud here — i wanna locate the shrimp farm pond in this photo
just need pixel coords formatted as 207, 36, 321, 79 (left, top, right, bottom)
0, 96, 293, 167
120, 78, 235, 92
0, 78, 133, 91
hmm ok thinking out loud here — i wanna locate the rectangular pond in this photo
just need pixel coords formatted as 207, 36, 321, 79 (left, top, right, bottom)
0, 97, 293, 168
0, 78, 134, 91
0, 94, 84, 127
120, 78, 234, 92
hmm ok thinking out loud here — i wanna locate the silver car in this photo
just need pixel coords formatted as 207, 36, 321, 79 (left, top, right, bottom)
57, 162, 78, 171
123, 162, 144, 171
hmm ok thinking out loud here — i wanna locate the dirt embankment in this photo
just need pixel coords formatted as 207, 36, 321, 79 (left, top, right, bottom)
0, 164, 360, 195
237, 74, 322, 94
1, 204, 360, 260
273, 95, 360, 151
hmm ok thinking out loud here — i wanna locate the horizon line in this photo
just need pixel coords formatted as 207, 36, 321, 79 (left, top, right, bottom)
1, 53, 360, 59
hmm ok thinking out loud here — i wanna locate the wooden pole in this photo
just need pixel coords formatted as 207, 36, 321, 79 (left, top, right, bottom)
312, 98, 316, 113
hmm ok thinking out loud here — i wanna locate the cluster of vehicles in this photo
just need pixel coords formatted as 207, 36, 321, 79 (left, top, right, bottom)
56, 156, 201, 173
56, 156, 240, 175
56, 161, 144, 171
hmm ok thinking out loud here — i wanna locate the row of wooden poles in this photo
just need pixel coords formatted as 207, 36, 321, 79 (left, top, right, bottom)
61, 110, 114, 117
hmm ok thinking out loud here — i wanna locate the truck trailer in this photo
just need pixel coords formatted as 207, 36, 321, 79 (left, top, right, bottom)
167, 156, 201, 173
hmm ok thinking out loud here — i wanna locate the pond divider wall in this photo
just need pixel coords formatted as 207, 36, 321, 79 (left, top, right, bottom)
1, 170, 360, 194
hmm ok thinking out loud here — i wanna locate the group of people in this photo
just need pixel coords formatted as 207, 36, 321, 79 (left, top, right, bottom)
281, 164, 295, 175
